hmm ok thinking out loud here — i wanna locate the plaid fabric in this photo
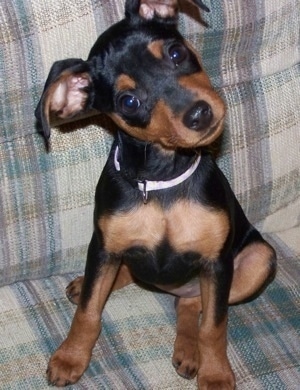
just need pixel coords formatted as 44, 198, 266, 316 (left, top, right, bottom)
0, 0, 115, 285
0, 0, 299, 285
0, 0, 300, 388
0, 234, 299, 389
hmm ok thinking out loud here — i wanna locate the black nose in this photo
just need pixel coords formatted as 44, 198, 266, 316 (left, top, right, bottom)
183, 101, 213, 131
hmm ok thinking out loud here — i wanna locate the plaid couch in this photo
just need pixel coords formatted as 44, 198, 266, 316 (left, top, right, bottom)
1, 0, 299, 388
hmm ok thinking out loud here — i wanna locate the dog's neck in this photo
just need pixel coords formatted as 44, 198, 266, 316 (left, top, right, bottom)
115, 131, 200, 190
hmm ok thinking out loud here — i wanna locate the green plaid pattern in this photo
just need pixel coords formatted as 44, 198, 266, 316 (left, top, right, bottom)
1, 0, 299, 285
0, 234, 299, 389
0, 0, 115, 285
0, 0, 299, 388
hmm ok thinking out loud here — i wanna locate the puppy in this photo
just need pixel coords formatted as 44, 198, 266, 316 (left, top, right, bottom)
35, 0, 276, 387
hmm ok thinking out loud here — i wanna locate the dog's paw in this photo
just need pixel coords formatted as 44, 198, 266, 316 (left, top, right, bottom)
198, 369, 235, 389
172, 339, 199, 379
47, 346, 90, 387
66, 276, 84, 305
198, 376, 235, 390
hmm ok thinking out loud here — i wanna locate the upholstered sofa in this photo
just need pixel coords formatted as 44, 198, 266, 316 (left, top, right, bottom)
1, 0, 299, 388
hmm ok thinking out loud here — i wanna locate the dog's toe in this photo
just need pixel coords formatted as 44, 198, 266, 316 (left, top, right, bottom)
172, 346, 199, 380
47, 347, 88, 387
172, 357, 198, 380
66, 276, 84, 305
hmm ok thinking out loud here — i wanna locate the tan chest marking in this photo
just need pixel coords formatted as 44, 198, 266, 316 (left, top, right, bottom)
99, 200, 229, 260
99, 203, 166, 253
166, 200, 229, 260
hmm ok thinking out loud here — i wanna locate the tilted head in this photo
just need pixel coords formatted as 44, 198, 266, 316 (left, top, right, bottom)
35, 0, 225, 150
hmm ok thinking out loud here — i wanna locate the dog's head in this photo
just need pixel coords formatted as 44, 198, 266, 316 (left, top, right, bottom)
35, 0, 225, 149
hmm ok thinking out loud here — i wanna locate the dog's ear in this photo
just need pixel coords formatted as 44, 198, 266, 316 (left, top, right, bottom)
125, 0, 209, 21
35, 59, 93, 142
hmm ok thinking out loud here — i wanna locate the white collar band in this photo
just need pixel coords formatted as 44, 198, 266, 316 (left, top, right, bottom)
114, 146, 201, 203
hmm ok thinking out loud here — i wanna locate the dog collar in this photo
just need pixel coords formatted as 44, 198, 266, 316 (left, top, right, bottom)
114, 146, 201, 203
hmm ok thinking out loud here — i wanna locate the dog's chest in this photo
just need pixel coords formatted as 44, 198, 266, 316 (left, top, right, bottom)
99, 199, 229, 261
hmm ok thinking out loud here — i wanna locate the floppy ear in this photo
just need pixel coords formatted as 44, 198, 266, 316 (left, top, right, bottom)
35, 59, 93, 141
125, 0, 209, 21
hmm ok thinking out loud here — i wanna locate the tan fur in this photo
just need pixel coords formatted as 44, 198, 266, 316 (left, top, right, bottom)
228, 241, 275, 304
197, 275, 235, 387
147, 40, 164, 59
47, 262, 121, 386
110, 98, 223, 148
178, 73, 226, 145
99, 203, 166, 253
173, 297, 201, 379
99, 200, 229, 261
167, 200, 230, 260
112, 263, 135, 290
66, 264, 134, 305
109, 100, 180, 146
115, 74, 136, 91
173, 276, 236, 386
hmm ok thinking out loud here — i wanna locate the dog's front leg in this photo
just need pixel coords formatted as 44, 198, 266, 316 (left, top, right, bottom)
198, 267, 235, 389
47, 232, 120, 387
173, 296, 202, 379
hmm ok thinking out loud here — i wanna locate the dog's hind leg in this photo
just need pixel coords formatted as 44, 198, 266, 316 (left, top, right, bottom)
66, 276, 84, 305
229, 240, 276, 305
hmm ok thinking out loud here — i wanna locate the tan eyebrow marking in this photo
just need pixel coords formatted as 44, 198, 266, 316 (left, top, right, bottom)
147, 40, 164, 59
115, 74, 136, 91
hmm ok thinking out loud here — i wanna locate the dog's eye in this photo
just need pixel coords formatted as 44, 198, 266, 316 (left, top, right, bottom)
118, 94, 141, 115
168, 44, 188, 66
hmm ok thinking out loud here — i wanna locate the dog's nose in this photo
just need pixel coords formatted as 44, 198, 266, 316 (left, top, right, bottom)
183, 101, 213, 131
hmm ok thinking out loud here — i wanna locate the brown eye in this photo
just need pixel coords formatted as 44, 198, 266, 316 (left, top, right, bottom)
117, 94, 141, 115
168, 44, 188, 66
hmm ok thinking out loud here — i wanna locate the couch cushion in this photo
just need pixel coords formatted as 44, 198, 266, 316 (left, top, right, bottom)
0, 232, 299, 389
0, 0, 115, 285
0, 0, 299, 285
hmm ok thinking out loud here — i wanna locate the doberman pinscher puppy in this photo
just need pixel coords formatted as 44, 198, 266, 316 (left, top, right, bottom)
35, 0, 276, 388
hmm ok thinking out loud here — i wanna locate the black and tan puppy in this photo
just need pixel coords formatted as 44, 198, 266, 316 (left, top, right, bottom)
35, 0, 276, 388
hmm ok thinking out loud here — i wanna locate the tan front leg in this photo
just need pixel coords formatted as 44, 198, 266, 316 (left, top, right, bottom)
198, 276, 235, 389
173, 296, 202, 379
47, 262, 120, 387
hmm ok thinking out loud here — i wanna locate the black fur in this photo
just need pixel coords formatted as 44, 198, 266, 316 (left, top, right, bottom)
35, 1, 276, 387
